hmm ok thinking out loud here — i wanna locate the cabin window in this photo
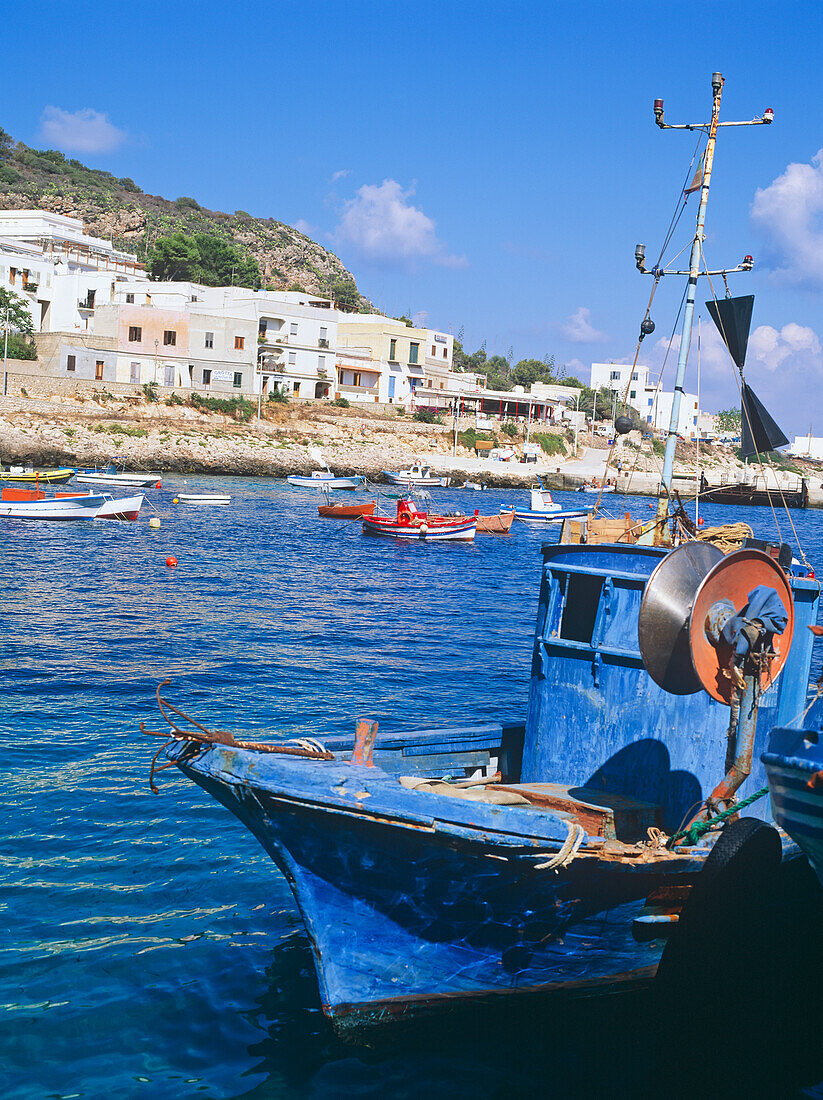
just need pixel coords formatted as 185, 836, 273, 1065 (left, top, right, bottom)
558, 572, 603, 644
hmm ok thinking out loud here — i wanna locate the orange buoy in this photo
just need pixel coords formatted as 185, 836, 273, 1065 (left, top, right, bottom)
155, 480, 162, 489
166, 556, 178, 568
698, 517, 704, 526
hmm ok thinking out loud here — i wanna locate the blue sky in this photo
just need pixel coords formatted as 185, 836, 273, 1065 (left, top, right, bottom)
5, 1, 823, 433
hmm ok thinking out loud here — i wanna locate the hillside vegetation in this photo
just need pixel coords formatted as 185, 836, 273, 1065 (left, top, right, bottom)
0, 126, 367, 306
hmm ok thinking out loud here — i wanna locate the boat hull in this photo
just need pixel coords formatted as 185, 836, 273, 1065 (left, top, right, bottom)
362, 516, 476, 540
0, 494, 107, 519
383, 472, 451, 487
76, 472, 159, 488
475, 512, 513, 533
94, 494, 144, 521
171, 746, 690, 1035
319, 501, 376, 518
0, 467, 76, 484
763, 727, 823, 885
287, 475, 365, 490
500, 507, 591, 523
701, 482, 808, 509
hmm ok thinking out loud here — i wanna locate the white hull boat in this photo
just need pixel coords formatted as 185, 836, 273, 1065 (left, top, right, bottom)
177, 494, 231, 505
0, 489, 107, 520
94, 494, 144, 521
500, 487, 591, 523
287, 472, 365, 490
0, 486, 143, 521
75, 460, 160, 488
383, 462, 450, 487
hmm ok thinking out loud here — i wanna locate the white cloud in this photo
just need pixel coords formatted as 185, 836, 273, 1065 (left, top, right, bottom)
751, 150, 823, 286
331, 169, 351, 183
293, 218, 318, 237
749, 322, 821, 371
411, 310, 428, 327
39, 106, 126, 154
559, 306, 609, 343
333, 179, 466, 269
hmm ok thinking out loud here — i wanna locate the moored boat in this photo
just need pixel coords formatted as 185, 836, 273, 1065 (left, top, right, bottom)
763, 708, 823, 886
287, 471, 365, 490
75, 458, 161, 489
318, 500, 376, 519
0, 486, 107, 520
362, 498, 476, 540
577, 481, 616, 493
177, 493, 231, 505
501, 487, 590, 523
0, 465, 75, 484
383, 462, 450, 487
154, 74, 814, 1040
94, 493, 144, 521
476, 511, 514, 534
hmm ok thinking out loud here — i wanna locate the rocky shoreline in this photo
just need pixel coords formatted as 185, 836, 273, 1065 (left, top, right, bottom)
2, 394, 822, 502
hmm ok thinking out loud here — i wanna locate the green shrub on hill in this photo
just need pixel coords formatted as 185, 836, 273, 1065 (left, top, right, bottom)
188, 391, 255, 421
531, 431, 565, 456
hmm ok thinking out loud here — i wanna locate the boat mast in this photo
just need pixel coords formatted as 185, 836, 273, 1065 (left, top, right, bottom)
635, 73, 773, 523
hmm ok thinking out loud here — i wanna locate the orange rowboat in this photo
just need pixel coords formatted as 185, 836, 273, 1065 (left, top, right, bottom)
475, 512, 514, 534
318, 501, 376, 519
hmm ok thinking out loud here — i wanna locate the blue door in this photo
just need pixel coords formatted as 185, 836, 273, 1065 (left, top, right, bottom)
388, 375, 396, 400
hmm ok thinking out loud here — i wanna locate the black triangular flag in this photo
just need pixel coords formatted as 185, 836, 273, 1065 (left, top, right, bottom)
740, 382, 789, 458
706, 295, 754, 374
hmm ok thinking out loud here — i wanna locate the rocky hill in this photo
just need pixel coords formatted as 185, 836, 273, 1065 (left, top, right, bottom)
0, 129, 367, 304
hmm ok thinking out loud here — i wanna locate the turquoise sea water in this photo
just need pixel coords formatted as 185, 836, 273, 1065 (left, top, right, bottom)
1, 480, 822, 1098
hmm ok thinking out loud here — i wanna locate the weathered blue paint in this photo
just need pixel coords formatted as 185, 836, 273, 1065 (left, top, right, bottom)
166, 539, 819, 1034
763, 722, 823, 885
523, 544, 819, 829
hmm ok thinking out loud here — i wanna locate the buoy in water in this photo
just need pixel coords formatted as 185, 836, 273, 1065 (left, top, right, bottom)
698, 517, 704, 526
149, 517, 161, 529
155, 480, 162, 489
419, 523, 429, 536
172, 498, 179, 504
166, 556, 178, 568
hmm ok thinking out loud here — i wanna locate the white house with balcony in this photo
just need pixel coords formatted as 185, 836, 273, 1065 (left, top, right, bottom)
0, 209, 146, 334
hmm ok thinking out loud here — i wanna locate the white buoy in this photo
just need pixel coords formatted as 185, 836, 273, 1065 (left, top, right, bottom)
149, 517, 161, 529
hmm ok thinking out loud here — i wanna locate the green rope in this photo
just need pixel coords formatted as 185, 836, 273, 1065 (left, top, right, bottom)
666, 786, 769, 849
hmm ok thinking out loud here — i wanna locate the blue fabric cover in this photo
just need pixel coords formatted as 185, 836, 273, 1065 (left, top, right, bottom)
721, 584, 788, 658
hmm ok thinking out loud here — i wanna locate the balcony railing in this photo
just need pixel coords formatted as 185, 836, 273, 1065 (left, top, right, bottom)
78, 298, 95, 310
318, 338, 330, 349
23, 281, 39, 293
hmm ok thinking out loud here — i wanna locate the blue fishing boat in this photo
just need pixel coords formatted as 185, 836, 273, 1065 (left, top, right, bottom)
763, 705, 823, 886
150, 75, 816, 1037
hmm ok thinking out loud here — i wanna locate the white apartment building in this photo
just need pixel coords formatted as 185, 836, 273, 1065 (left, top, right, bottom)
590, 361, 701, 438
87, 282, 337, 397
0, 209, 146, 333
336, 316, 453, 405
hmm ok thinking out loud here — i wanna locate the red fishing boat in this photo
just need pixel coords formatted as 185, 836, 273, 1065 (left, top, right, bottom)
318, 501, 377, 519
362, 498, 477, 541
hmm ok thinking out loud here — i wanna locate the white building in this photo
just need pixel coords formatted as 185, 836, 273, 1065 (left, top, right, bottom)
0, 209, 146, 333
86, 281, 338, 397
789, 434, 823, 461
590, 361, 701, 438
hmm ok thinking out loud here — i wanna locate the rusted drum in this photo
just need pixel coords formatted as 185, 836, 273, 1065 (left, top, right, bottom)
689, 548, 794, 704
